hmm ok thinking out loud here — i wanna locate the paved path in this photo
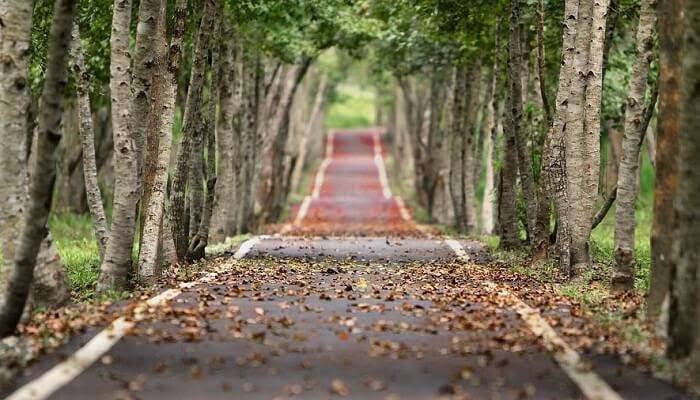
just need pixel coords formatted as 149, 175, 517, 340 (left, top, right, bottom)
3, 129, 688, 400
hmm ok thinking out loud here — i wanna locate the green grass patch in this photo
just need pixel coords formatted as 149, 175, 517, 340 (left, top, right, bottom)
49, 213, 101, 298
325, 83, 376, 129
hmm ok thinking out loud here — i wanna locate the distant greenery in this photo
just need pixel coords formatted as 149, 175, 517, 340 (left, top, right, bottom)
325, 83, 376, 129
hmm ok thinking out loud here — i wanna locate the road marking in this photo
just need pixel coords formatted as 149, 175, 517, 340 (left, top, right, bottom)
232, 235, 263, 259
445, 239, 624, 400
444, 239, 470, 262
372, 130, 393, 199
311, 159, 331, 200
6, 236, 263, 400
282, 132, 335, 234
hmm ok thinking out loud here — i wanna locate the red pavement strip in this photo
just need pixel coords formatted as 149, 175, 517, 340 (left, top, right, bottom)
4, 129, 680, 400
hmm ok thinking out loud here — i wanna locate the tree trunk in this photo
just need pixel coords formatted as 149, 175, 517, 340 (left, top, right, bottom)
97, 0, 137, 291
210, 22, 239, 243
576, 0, 609, 265
449, 67, 467, 232
563, 0, 594, 270
169, 2, 214, 261
509, 0, 539, 244
668, 0, 699, 391
0, 0, 76, 337
461, 65, 481, 232
290, 75, 328, 194
648, 0, 683, 320
499, 94, 521, 249
611, 0, 656, 291
188, 119, 205, 234
71, 26, 109, 260
137, 0, 185, 280
533, 0, 553, 258
0, 0, 33, 295
258, 59, 312, 224
237, 49, 262, 234
546, 0, 580, 270
132, 0, 164, 184
189, 7, 223, 260
424, 66, 449, 221
481, 66, 498, 235
137, 0, 167, 260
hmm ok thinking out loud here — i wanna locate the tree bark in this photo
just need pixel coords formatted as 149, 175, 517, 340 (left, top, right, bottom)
499, 94, 520, 249
189, 7, 223, 260
509, 0, 539, 244
132, 0, 164, 188
188, 120, 205, 233
533, 0, 553, 258
449, 67, 467, 232
71, 26, 109, 260
481, 66, 498, 235
564, 0, 595, 270
668, 0, 699, 391
138, 0, 186, 279
461, 65, 481, 232
612, 0, 656, 291
257, 59, 312, 224
237, 49, 262, 234
546, 0, 580, 270
210, 21, 239, 243
97, 0, 137, 291
0, 0, 76, 337
137, 0, 167, 260
549, 0, 609, 273
290, 74, 328, 194
169, 1, 214, 261
536, 0, 552, 125
0, 0, 33, 294
578, 0, 609, 260
648, 0, 683, 320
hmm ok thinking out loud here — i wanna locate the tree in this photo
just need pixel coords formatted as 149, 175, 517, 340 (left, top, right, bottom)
96, 0, 137, 291
547, 0, 610, 274
71, 25, 109, 260
188, 5, 223, 260
612, 0, 656, 291
170, 0, 216, 261
0, 0, 34, 299
508, 0, 539, 245
648, 0, 683, 319
138, 0, 187, 279
0, 0, 77, 337
668, 0, 700, 391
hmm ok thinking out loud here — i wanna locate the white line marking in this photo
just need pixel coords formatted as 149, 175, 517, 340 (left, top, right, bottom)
233, 236, 263, 259
372, 130, 393, 199
284, 132, 334, 234
7, 236, 264, 400
294, 196, 312, 227
444, 239, 470, 262
311, 159, 331, 199
445, 240, 624, 400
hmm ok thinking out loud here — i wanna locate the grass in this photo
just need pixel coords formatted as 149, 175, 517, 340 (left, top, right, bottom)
49, 213, 101, 298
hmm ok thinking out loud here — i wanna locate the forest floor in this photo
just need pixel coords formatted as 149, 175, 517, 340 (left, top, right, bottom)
1, 129, 690, 399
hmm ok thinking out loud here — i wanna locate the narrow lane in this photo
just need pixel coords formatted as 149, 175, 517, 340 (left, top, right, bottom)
3, 130, 688, 400
285, 129, 419, 237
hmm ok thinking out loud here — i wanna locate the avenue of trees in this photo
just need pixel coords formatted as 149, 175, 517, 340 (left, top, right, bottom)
0, 0, 698, 393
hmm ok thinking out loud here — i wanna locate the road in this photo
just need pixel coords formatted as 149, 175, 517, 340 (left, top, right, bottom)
3, 129, 687, 400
